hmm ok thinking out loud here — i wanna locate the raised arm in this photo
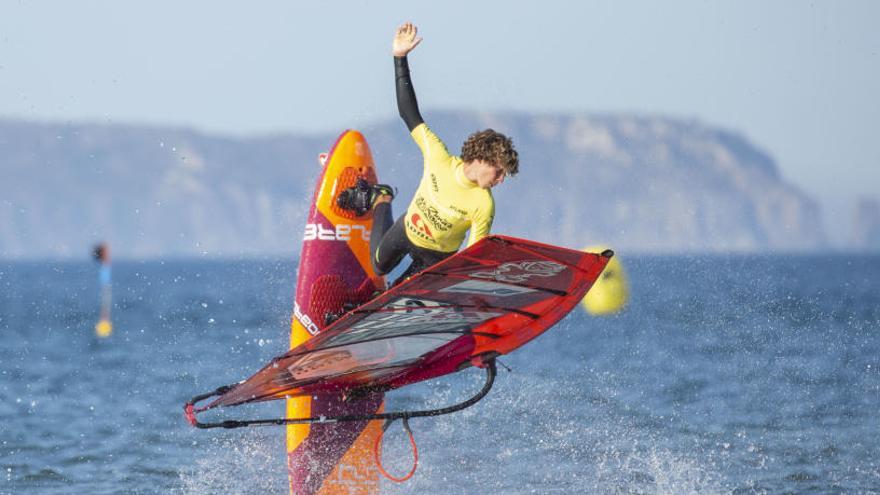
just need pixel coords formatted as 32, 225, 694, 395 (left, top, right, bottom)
393, 23, 424, 132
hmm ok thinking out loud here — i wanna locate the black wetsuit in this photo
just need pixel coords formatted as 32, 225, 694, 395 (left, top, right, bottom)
370, 56, 455, 284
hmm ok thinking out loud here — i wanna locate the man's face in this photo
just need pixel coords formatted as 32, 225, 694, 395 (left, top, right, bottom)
473, 160, 506, 189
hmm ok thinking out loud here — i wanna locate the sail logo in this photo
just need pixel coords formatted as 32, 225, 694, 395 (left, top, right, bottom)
325, 297, 501, 347
471, 261, 566, 284
440, 279, 536, 297
304, 223, 370, 242
289, 349, 352, 379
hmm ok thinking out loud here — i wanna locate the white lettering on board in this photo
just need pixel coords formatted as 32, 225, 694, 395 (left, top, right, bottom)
293, 301, 321, 336
304, 223, 370, 242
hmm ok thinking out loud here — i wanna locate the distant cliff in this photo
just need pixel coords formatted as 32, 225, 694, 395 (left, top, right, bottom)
0, 112, 825, 258
852, 198, 880, 250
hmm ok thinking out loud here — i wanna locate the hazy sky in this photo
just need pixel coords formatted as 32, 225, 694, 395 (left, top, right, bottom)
1, 1, 877, 227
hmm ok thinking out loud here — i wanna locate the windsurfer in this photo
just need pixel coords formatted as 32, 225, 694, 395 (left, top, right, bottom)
338, 22, 520, 284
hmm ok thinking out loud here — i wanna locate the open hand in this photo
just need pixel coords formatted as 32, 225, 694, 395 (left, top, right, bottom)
392, 22, 422, 57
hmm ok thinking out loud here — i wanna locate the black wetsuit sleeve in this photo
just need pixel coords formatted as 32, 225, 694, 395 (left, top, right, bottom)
395, 56, 424, 132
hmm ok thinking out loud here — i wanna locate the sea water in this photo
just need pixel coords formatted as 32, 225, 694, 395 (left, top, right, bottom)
0, 255, 878, 494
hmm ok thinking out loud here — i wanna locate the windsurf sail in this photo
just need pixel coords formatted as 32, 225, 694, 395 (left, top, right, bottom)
186, 235, 611, 425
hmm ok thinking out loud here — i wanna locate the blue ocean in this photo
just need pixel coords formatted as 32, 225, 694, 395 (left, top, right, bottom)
1, 255, 878, 494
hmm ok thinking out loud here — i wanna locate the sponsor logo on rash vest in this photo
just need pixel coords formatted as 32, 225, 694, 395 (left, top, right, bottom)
415, 197, 453, 231
410, 213, 433, 239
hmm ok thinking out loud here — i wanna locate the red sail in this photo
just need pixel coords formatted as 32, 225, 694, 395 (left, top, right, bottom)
207, 235, 610, 410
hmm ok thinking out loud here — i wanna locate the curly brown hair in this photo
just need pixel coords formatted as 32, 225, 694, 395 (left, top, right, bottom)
460, 129, 519, 177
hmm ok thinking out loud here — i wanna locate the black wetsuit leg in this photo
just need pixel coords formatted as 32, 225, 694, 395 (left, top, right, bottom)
392, 245, 454, 286
371, 203, 409, 275
371, 202, 455, 283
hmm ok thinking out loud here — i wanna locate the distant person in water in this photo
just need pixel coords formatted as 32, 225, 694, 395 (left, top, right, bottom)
338, 22, 519, 285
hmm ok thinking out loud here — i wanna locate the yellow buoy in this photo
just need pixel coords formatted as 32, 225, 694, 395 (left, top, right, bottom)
95, 319, 113, 338
582, 245, 628, 315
